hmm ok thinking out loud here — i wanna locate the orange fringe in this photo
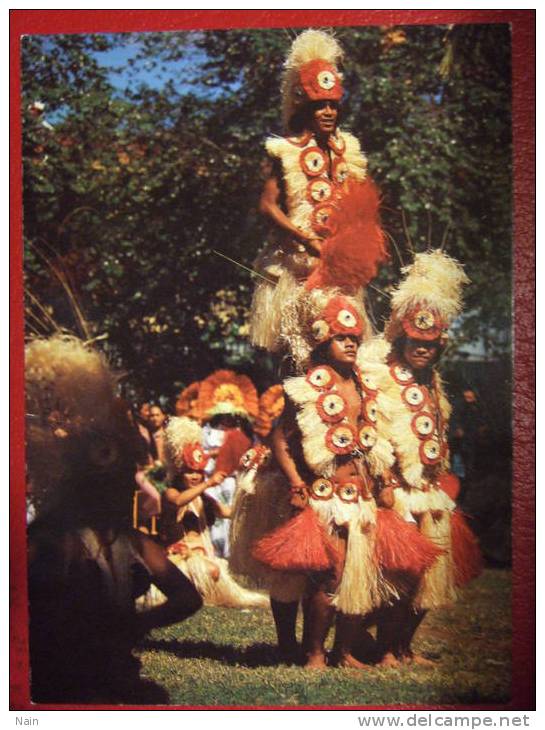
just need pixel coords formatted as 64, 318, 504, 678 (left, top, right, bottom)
305, 178, 388, 293
252, 506, 340, 572
376, 509, 444, 575
451, 510, 483, 586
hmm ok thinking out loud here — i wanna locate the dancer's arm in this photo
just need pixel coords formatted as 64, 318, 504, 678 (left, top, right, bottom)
163, 470, 227, 509
133, 531, 202, 633
259, 176, 322, 256
272, 402, 308, 508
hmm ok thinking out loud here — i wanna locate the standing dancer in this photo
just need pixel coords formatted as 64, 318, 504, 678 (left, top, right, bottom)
251, 29, 386, 353
358, 250, 482, 665
232, 289, 439, 667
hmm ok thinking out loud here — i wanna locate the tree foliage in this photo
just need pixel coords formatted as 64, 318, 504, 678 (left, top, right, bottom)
21, 24, 512, 403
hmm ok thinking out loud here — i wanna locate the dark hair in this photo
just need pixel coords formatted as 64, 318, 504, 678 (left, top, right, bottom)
208, 413, 254, 441
310, 340, 332, 366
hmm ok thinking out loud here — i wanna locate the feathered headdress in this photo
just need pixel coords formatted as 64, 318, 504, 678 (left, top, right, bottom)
194, 370, 259, 422
280, 287, 372, 371
25, 335, 126, 512
281, 29, 344, 131
175, 380, 201, 420
25, 335, 117, 432
163, 416, 207, 480
384, 250, 470, 342
254, 384, 285, 438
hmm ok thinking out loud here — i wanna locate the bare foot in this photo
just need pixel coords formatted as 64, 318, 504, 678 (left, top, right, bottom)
304, 652, 328, 670
333, 653, 372, 670
376, 652, 400, 668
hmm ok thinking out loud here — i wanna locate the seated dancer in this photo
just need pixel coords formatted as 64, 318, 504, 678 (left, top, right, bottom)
231, 289, 440, 668
357, 250, 482, 666
159, 415, 268, 609
25, 336, 202, 704
251, 28, 387, 352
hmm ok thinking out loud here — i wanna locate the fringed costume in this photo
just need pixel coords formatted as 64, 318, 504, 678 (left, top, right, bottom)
192, 370, 258, 557
157, 416, 268, 610
231, 288, 441, 666
250, 29, 387, 353
357, 250, 482, 663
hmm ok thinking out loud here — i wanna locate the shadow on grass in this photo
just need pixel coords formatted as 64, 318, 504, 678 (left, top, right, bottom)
140, 638, 282, 668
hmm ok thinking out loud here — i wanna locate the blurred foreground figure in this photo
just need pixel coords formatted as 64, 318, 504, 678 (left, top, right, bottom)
25, 336, 202, 704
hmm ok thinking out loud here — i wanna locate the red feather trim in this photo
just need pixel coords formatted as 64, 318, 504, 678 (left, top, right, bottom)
215, 429, 252, 475
451, 510, 483, 586
438, 472, 461, 501
305, 178, 388, 293
252, 506, 339, 572
376, 509, 444, 575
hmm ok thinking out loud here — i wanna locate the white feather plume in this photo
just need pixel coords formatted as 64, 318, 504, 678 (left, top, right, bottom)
164, 416, 203, 479
281, 29, 344, 130
386, 250, 470, 340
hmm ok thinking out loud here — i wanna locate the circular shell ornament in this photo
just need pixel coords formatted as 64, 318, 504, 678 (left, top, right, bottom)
332, 157, 350, 184
419, 438, 442, 465
307, 178, 334, 204
299, 59, 343, 101
413, 309, 436, 331
411, 412, 435, 439
325, 423, 357, 455
403, 308, 445, 340
317, 392, 347, 423
358, 424, 378, 450
311, 203, 338, 236
336, 308, 357, 329
310, 477, 334, 500
300, 147, 328, 177
402, 384, 427, 411
391, 363, 414, 385
183, 442, 208, 471
336, 481, 360, 503
306, 365, 335, 391
317, 69, 337, 90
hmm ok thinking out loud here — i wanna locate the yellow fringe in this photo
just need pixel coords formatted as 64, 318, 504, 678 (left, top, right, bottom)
171, 553, 270, 609
413, 510, 457, 610
229, 465, 295, 588
332, 518, 386, 615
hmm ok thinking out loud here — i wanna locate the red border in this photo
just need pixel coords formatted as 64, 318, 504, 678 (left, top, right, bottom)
9, 9, 535, 711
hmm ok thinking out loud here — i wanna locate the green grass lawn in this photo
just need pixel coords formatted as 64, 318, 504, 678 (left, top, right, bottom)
135, 568, 511, 707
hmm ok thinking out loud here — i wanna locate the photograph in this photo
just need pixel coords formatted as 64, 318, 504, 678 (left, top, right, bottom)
10, 9, 535, 710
